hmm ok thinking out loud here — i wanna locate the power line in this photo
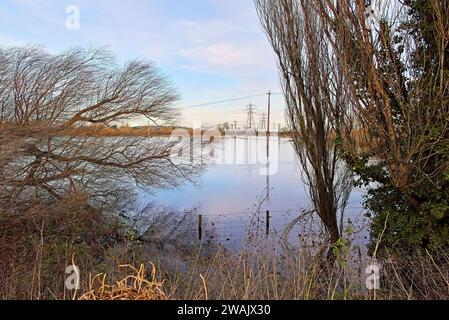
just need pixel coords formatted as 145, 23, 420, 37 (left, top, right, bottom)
179, 92, 284, 110
180, 93, 267, 110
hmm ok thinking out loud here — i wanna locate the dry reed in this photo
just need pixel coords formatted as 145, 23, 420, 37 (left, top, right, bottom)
79, 264, 167, 300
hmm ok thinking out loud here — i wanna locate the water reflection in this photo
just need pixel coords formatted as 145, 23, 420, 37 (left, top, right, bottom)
138, 136, 366, 246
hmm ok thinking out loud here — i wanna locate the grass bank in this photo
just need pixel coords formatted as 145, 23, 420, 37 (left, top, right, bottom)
1, 195, 448, 300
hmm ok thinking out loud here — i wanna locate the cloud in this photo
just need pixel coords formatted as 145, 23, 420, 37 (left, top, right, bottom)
174, 14, 277, 79
179, 43, 254, 70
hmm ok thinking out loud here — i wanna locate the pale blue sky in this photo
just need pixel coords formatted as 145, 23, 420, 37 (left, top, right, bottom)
0, 0, 286, 127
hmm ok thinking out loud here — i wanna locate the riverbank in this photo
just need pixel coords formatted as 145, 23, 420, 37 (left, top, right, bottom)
1, 195, 448, 300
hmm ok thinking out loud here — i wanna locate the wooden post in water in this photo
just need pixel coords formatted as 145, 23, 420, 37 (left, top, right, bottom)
266, 210, 270, 236
198, 213, 203, 240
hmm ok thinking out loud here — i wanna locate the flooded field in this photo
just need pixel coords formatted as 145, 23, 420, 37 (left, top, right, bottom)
138, 135, 368, 248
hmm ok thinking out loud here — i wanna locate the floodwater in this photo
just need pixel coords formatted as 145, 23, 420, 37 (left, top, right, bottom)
139, 135, 367, 247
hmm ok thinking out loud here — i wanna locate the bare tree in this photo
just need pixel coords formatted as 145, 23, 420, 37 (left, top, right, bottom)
316, 0, 449, 210
0, 46, 200, 206
255, 0, 353, 253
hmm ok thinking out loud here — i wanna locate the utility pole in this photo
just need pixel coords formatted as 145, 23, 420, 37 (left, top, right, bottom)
245, 103, 256, 130
233, 120, 237, 131
267, 90, 271, 135
265, 91, 272, 204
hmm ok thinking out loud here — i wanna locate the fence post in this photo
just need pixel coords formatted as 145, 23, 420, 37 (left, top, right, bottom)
198, 213, 203, 240
266, 210, 270, 236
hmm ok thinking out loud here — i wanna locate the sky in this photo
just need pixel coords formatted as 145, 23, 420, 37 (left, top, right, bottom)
0, 0, 286, 128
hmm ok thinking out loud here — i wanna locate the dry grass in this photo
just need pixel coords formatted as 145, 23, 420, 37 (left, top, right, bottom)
1, 195, 449, 300
79, 264, 167, 300
75, 247, 449, 301
0, 194, 126, 300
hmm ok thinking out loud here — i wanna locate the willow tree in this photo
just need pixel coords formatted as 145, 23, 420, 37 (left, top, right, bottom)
255, 0, 353, 254
0, 46, 199, 207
